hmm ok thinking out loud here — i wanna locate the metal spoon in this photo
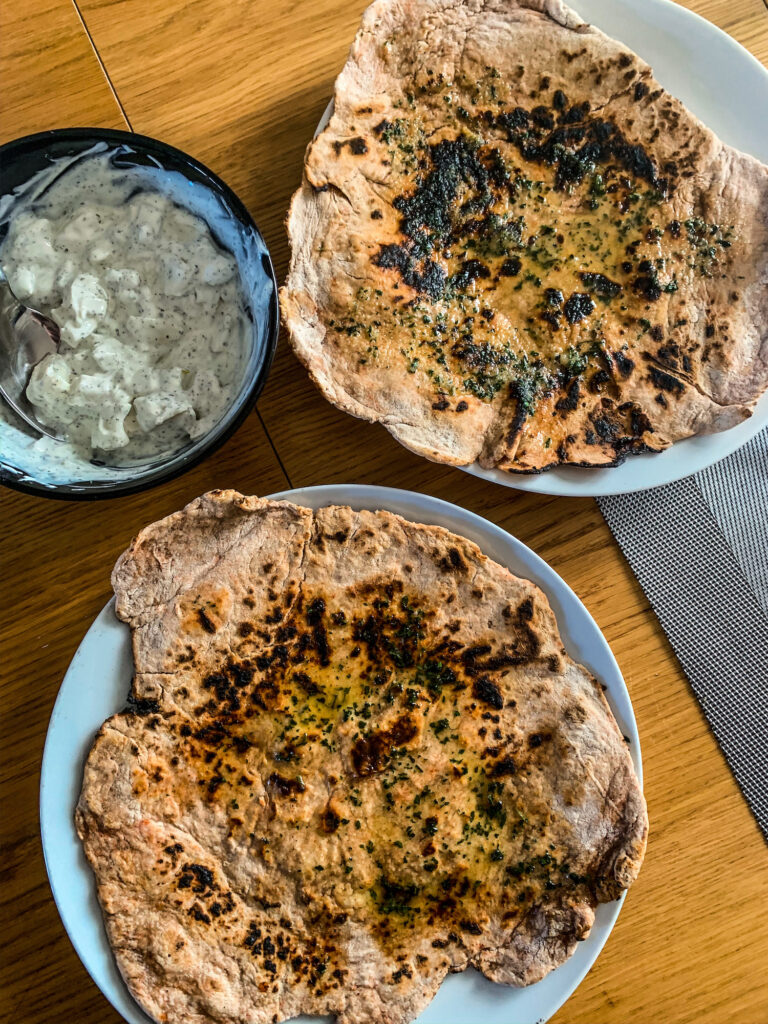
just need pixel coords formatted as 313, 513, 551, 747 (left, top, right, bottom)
0, 265, 63, 440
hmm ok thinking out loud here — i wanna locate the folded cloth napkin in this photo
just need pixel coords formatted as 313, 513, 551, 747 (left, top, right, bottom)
599, 428, 768, 840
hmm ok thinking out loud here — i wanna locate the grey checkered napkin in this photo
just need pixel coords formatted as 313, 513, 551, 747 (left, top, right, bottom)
599, 428, 768, 840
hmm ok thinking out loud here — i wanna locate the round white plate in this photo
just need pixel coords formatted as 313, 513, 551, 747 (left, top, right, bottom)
41, 485, 642, 1024
316, 0, 768, 496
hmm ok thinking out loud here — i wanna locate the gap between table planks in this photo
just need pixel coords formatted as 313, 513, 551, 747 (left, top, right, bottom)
1, 1, 767, 1022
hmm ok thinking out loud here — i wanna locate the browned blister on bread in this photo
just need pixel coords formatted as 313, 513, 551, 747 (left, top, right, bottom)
77, 489, 647, 1024
282, 0, 768, 473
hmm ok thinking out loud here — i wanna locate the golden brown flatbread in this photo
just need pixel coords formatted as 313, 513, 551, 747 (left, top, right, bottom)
282, 0, 768, 473
76, 490, 646, 1024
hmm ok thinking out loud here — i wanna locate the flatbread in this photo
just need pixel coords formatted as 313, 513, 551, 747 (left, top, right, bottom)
282, 0, 768, 472
76, 490, 647, 1024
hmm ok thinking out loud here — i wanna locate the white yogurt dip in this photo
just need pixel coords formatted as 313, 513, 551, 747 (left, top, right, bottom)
0, 150, 249, 469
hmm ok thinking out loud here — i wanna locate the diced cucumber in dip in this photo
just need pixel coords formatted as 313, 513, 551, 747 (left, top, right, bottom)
0, 152, 248, 466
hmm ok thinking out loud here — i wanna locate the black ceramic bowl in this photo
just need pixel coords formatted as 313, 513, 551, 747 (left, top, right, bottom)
0, 128, 279, 499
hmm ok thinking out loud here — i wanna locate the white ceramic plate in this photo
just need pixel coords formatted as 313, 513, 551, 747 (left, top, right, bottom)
316, 0, 768, 496
41, 485, 642, 1024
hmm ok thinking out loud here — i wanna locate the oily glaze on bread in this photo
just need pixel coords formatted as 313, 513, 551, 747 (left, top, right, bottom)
76, 490, 647, 1024
282, 0, 768, 472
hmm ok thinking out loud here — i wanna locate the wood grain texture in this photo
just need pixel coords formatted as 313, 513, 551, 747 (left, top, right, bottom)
1, 0, 767, 1022
0, 0, 127, 142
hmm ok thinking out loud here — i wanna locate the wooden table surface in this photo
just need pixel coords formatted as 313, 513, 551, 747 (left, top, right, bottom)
1, 1, 767, 1022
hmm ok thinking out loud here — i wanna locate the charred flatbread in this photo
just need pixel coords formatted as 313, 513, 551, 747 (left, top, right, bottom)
282, 0, 768, 473
77, 490, 647, 1024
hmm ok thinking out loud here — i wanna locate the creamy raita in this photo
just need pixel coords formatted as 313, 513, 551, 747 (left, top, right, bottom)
0, 151, 249, 471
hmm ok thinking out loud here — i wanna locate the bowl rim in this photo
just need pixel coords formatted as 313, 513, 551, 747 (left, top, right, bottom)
0, 126, 280, 501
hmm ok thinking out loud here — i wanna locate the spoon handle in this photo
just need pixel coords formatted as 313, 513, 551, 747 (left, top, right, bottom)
0, 266, 24, 328
0, 266, 63, 440
0, 267, 28, 391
